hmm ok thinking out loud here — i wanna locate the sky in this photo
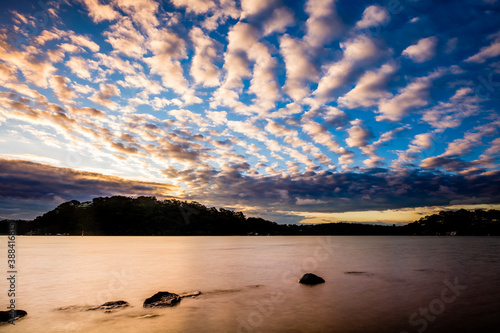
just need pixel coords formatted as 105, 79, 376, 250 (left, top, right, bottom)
0, 0, 499, 224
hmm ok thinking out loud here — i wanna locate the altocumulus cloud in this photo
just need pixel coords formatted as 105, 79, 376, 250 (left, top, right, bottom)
0, 0, 499, 222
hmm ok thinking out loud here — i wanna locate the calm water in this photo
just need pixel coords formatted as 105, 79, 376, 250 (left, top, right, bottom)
1, 236, 500, 332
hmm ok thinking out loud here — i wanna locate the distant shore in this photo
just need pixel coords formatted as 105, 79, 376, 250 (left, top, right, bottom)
1, 196, 499, 236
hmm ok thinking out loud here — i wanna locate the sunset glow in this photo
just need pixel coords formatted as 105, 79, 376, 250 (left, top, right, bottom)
0, 0, 499, 223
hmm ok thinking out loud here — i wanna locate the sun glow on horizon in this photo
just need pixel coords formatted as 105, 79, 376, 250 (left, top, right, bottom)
0, 0, 499, 222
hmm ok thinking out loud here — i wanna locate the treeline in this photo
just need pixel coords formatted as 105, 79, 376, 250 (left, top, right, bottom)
1, 196, 284, 236
1, 196, 499, 236
404, 208, 500, 235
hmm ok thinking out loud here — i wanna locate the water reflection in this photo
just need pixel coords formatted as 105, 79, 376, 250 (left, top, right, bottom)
0, 236, 499, 332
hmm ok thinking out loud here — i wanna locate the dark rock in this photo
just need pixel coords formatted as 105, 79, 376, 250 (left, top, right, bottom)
0, 310, 27, 323
143, 292, 181, 308
299, 273, 325, 285
344, 271, 374, 276
88, 300, 129, 311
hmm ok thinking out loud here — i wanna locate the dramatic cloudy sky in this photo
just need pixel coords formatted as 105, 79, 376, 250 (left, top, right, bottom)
1, 0, 499, 224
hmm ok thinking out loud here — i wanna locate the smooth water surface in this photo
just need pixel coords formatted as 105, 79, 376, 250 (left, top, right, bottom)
1, 236, 499, 332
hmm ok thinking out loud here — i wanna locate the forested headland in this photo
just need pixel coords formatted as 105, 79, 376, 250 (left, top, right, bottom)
1, 196, 499, 236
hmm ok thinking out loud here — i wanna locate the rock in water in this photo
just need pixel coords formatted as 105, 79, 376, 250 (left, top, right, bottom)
179, 291, 202, 298
299, 273, 325, 285
143, 292, 181, 308
0, 310, 27, 323
138, 313, 160, 319
88, 300, 129, 311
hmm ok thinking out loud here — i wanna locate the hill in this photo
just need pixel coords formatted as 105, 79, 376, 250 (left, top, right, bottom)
1, 196, 499, 236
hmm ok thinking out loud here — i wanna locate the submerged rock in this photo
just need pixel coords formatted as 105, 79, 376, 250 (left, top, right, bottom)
344, 271, 374, 276
57, 305, 88, 311
138, 313, 160, 319
88, 300, 129, 311
0, 310, 27, 323
299, 273, 325, 285
143, 292, 181, 308
179, 291, 202, 298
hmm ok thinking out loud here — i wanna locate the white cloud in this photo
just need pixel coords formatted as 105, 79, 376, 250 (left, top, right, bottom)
210, 87, 248, 114
201, 0, 239, 31
377, 70, 444, 122
71, 83, 94, 95
279, 35, 318, 101
301, 119, 353, 167
144, 27, 195, 100
465, 31, 500, 63
356, 5, 389, 29
79, 0, 120, 23
240, 0, 278, 19
220, 22, 258, 89
169, 109, 210, 129
304, 0, 343, 48
342, 34, 384, 62
422, 87, 481, 130
34, 29, 63, 45
2, 82, 47, 102
338, 62, 398, 108
117, 72, 162, 96
323, 106, 347, 126
212, 22, 279, 113
104, 17, 146, 59
392, 132, 434, 169
263, 102, 303, 120
373, 126, 409, 147
171, 0, 216, 14
148, 28, 186, 59
90, 83, 120, 109
296, 198, 327, 205
442, 122, 499, 157
363, 125, 409, 168
420, 121, 500, 171
282, 146, 315, 168
95, 53, 137, 75
402, 36, 438, 63
227, 120, 268, 142
346, 119, 371, 148
411, 133, 434, 151
50, 76, 76, 104
263, 6, 295, 36
0, 43, 56, 88
189, 27, 220, 87
209, 23, 256, 112
484, 137, 500, 155
206, 111, 227, 125
66, 56, 92, 80
315, 35, 387, 102
59, 43, 81, 53
68, 33, 100, 53
265, 119, 296, 137
114, 0, 160, 31
247, 43, 280, 113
